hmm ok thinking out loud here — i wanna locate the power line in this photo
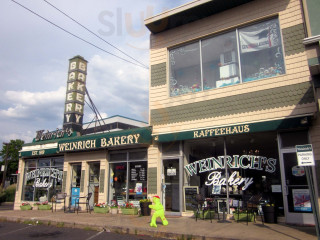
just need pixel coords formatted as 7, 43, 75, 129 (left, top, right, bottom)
43, 0, 149, 69
10, 0, 149, 70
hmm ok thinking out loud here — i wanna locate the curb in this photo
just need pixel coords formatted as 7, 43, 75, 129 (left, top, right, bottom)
0, 215, 231, 240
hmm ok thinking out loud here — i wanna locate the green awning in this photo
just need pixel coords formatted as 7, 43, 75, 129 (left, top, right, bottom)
154, 116, 312, 142
19, 148, 58, 157
58, 127, 152, 152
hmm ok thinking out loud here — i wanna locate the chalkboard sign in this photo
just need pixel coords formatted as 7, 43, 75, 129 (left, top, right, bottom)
183, 186, 199, 211
130, 164, 146, 181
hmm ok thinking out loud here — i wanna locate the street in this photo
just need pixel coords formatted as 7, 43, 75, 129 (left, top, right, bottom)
0, 221, 170, 240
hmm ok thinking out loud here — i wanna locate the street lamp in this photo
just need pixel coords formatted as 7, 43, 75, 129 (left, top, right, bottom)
1, 143, 9, 189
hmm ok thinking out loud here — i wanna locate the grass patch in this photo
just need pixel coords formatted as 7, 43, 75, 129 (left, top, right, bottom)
83, 226, 94, 231
56, 222, 64, 228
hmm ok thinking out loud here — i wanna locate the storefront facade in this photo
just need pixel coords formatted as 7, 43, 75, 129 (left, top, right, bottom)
15, 125, 152, 211
145, 0, 320, 225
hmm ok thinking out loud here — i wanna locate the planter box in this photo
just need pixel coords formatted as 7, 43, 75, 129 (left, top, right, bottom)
110, 208, 118, 214
194, 210, 215, 219
20, 205, 32, 211
121, 208, 138, 215
140, 202, 152, 216
233, 212, 255, 222
38, 205, 52, 210
93, 206, 109, 214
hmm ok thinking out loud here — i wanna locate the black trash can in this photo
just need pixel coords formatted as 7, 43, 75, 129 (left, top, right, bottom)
262, 206, 277, 223
140, 202, 152, 216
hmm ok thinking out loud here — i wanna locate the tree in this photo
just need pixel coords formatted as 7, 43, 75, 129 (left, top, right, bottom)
0, 139, 24, 183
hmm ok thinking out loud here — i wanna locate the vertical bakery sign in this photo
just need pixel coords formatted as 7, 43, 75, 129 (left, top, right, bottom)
63, 56, 88, 132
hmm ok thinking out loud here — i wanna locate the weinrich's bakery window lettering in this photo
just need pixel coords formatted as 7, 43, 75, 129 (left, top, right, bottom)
169, 18, 285, 96
22, 157, 63, 202
185, 154, 277, 192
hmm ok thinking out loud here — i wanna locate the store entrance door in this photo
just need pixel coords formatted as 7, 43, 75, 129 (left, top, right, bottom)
88, 162, 100, 208
162, 158, 181, 214
280, 150, 314, 225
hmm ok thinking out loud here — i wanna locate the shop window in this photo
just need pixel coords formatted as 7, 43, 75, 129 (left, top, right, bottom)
185, 132, 284, 215
22, 157, 64, 202
280, 131, 309, 148
168, 18, 285, 96
169, 42, 201, 96
239, 19, 285, 82
109, 150, 147, 207
202, 31, 239, 89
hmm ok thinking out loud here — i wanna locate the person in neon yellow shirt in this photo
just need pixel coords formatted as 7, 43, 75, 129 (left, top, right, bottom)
149, 195, 168, 227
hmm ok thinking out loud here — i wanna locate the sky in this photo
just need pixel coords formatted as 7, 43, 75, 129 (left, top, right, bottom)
0, 0, 191, 145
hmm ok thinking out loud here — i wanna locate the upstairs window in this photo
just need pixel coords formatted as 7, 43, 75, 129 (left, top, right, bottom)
169, 18, 285, 97
169, 42, 201, 96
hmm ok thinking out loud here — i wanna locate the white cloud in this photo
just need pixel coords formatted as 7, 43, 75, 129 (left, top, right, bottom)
0, 87, 65, 119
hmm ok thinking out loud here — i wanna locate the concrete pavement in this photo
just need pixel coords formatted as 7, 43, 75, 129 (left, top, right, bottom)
0, 203, 317, 240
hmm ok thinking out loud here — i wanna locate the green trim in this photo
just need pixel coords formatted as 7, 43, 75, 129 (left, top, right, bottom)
151, 62, 166, 87
62, 171, 67, 193
99, 169, 105, 193
80, 170, 85, 192
19, 148, 58, 157
154, 116, 312, 142
151, 82, 314, 125
58, 127, 152, 153
305, 0, 320, 36
148, 167, 157, 194
308, 56, 320, 67
282, 23, 305, 56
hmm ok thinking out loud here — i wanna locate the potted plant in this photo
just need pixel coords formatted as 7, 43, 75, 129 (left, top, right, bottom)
120, 202, 138, 215
93, 203, 109, 213
38, 201, 52, 210
262, 203, 276, 223
140, 198, 152, 216
233, 209, 255, 222
20, 202, 32, 210
110, 200, 118, 214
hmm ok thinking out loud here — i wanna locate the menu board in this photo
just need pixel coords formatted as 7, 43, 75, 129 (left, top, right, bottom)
130, 164, 146, 181
183, 186, 199, 211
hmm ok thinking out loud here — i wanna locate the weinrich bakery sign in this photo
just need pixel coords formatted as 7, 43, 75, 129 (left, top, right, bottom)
185, 155, 277, 190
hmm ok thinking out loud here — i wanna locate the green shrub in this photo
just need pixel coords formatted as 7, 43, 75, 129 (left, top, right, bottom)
4, 184, 16, 202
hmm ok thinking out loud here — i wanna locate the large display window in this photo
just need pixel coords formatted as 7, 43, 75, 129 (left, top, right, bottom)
22, 157, 64, 202
169, 18, 285, 96
184, 132, 283, 215
108, 150, 147, 207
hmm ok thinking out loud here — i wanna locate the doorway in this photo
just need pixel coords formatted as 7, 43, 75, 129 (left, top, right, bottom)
70, 164, 81, 207
279, 149, 314, 224
162, 158, 181, 213
88, 162, 100, 208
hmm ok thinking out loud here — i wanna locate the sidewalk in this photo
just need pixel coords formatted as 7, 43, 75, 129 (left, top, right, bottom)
0, 203, 317, 240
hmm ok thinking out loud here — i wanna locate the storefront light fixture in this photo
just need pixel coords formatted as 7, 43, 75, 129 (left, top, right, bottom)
300, 117, 308, 125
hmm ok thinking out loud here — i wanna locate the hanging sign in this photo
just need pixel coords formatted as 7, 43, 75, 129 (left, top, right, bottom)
167, 168, 176, 176
296, 144, 315, 166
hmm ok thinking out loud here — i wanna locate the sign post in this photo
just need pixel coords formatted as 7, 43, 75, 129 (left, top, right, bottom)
296, 144, 320, 238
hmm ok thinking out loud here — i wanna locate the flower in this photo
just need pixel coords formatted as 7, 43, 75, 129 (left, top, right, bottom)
109, 200, 118, 209
41, 201, 49, 205
21, 202, 30, 206
94, 203, 106, 208
139, 198, 151, 203
121, 202, 137, 209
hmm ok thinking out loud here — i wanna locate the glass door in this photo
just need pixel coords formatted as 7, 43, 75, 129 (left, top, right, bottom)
162, 158, 180, 213
70, 164, 81, 207
280, 150, 314, 224
88, 162, 100, 208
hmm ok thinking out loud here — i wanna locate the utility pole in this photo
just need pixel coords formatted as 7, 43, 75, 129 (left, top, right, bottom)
1, 143, 9, 189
